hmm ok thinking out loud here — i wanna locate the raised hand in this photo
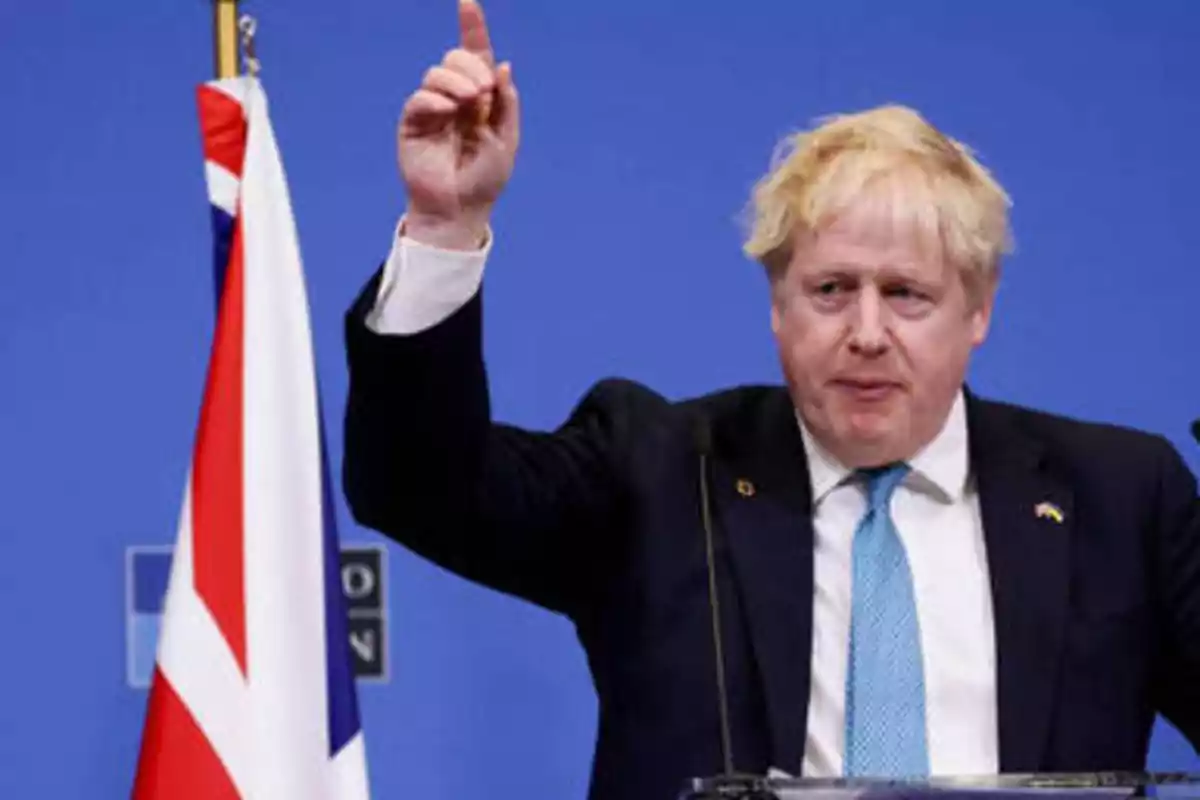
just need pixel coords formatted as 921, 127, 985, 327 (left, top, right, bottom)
398, 0, 519, 250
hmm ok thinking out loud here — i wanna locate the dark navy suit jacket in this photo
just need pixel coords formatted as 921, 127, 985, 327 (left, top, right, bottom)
342, 284, 1200, 800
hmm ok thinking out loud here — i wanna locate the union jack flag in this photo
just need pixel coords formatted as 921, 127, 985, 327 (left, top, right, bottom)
131, 76, 370, 799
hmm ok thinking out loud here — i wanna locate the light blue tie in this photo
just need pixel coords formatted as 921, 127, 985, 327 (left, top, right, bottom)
843, 463, 930, 779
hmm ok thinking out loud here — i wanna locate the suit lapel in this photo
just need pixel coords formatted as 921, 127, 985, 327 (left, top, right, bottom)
709, 388, 815, 775
967, 395, 1073, 772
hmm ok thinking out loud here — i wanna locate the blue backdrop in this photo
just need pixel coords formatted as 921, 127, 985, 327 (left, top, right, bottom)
1, 2, 1198, 797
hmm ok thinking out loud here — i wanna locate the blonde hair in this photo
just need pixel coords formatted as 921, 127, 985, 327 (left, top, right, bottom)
743, 104, 1013, 294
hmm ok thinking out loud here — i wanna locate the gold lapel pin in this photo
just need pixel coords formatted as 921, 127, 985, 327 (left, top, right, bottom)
736, 478, 756, 498
1035, 501, 1065, 524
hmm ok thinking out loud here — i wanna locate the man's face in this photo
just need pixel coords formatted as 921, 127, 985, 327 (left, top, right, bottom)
771, 195, 994, 468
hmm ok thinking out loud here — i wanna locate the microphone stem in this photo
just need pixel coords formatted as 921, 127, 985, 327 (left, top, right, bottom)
700, 451, 735, 776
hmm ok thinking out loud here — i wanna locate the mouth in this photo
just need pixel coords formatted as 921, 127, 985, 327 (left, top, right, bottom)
831, 378, 903, 402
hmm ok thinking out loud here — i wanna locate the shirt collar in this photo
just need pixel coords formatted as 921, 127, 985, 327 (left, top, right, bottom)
797, 415, 851, 505
796, 390, 971, 505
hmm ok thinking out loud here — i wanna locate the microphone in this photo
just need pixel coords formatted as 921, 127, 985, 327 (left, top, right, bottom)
692, 413, 735, 778
1192, 419, 1200, 445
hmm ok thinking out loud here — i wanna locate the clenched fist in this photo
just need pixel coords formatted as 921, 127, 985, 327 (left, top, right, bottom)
398, 0, 520, 250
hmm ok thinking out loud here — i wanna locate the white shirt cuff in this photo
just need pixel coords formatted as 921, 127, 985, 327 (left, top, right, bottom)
365, 218, 491, 335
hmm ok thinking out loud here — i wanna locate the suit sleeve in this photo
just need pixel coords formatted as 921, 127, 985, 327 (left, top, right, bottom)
1151, 440, 1200, 750
342, 272, 631, 616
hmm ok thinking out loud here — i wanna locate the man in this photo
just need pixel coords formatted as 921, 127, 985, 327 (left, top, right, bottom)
342, 2, 1200, 798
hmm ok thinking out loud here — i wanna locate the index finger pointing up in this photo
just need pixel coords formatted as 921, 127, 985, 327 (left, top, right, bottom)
459, 0, 495, 67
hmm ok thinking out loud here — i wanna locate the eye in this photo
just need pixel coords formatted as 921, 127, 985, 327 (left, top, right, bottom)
812, 276, 855, 297
883, 282, 936, 317
884, 283, 930, 301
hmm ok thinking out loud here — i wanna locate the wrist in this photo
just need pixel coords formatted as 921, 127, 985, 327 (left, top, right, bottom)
402, 210, 490, 251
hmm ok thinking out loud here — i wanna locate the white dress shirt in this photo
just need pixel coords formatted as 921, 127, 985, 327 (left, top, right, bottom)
799, 397, 998, 777
368, 224, 1000, 778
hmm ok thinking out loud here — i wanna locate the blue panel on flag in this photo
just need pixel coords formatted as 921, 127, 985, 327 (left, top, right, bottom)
319, 418, 363, 756
210, 205, 236, 301
133, 552, 172, 613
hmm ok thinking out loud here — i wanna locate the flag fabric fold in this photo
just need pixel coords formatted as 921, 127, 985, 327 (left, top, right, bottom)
132, 76, 370, 800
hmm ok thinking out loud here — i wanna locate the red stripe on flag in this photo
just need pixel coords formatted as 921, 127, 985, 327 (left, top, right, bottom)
132, 669, 241, 800
192, 215, 247, 675
197, 85, 247, 177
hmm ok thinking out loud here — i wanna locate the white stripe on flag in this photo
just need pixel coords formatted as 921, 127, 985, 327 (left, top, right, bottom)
156, 481, 255, 796
205, 161, 240, 218
240, 78, 343, 798
329, 733, 371, 799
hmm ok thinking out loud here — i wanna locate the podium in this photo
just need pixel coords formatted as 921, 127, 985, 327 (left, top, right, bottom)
680, 773, 1200, 799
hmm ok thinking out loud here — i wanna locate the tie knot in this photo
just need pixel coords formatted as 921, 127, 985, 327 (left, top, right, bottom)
859, 462, 910, 513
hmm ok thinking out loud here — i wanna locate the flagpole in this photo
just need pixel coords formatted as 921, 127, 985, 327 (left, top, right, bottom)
214, 0, 240, 78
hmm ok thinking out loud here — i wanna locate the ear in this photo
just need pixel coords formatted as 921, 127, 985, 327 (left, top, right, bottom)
969, 281, 997, 346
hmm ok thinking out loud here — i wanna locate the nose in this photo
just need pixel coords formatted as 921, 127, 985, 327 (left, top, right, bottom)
848, 288, 889, 357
